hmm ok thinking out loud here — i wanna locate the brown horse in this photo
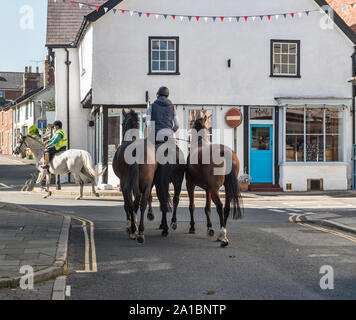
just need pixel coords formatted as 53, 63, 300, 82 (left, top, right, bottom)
112, 110, 157, 244
185, 116, 243, 247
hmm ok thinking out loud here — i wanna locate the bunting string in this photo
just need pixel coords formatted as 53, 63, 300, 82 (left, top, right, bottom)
53, 0, 356, 23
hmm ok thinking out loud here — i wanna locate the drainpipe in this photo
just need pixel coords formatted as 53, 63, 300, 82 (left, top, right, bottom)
65, 48, 71, 182
351, 46, 356, 189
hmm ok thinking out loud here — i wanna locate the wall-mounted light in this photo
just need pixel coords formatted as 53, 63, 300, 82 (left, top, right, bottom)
227, 59, 231, 68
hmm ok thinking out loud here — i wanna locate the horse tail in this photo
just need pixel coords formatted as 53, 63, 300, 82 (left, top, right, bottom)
81, 151, 107, 177
126, 162, 140, 200
224, 156, 243, 220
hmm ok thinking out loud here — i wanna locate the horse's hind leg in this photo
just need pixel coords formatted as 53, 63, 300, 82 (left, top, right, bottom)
137, 187, 150, 244
73, 173, 84, 200
205, 191, 214, 237
187, 181, 196, 234
211, 190, 228, 247
147, 191, 154, 221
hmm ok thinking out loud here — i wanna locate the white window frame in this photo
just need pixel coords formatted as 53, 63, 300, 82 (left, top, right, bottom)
271, 40, 299, 77
283, 106, 346, 164
149, 37, 178, 74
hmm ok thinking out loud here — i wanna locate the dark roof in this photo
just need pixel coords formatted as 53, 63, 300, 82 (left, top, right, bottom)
0, 72, 23, 90
46, 0, 108, 47
13, 87, 44, 105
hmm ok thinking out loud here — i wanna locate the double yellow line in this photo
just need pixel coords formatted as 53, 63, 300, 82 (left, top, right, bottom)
72, 216, 98, 273
289, 214, 356, 243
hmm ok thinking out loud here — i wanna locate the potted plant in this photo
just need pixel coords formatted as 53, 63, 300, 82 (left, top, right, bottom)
238, 169, 251, 192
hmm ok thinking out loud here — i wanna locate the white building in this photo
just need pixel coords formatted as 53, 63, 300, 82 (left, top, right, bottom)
46, 0, 356, 191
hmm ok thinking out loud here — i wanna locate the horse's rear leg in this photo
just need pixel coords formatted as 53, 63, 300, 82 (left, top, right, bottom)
187, 181, 196, 234
81, 169, 99, 197
147, 190, 154, 221
211, 190, 228, 247
137, 187, 150, 244
56, 175, 61, 190
73, 173, 84, 200
205, 191, 214, 237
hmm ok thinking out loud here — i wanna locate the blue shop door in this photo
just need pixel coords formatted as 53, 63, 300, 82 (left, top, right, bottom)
250, 125, 273, 183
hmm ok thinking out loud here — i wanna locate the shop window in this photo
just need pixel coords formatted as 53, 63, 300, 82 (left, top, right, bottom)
285, 107, 344, 163
107, 113, 120, 164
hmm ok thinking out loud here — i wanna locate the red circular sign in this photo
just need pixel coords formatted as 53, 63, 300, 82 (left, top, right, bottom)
225, 108, 242, 128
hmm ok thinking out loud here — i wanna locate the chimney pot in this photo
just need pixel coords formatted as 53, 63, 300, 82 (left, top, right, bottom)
29, 66, 32, 73
25, 66, 28, 73
36, 66, 39, 73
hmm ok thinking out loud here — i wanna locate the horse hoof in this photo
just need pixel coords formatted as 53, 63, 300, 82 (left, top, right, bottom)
130, 233, 137, 240
208, 229, 215, 237
171, 222, 177, 230
75, 196, 82, 201
216, 238, 222, 242
220, 240, 229, 248
137, 235, 145, 244
147, 213, 154, 221
189, 229, 195, 234
161, 230, 168, 237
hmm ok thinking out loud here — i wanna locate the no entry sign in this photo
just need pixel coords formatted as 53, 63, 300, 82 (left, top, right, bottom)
225, 108, 242, 128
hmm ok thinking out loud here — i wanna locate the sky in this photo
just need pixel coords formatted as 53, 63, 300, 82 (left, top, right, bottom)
0, 1, 48, 73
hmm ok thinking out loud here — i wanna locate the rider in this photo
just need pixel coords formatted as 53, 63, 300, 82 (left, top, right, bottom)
146, 86, 179, 144
42, 120, 67, 170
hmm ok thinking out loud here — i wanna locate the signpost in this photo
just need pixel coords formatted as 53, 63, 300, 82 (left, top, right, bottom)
225, 108, 242, 153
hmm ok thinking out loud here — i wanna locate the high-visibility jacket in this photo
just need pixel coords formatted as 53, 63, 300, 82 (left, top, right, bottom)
52, 129, 67, 151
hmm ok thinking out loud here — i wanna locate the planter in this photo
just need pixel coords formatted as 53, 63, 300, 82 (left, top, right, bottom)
239, 182, 249, 192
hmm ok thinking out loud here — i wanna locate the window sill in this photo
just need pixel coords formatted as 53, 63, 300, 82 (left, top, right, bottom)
270, 74, 301, 79
147, 72, 180, 76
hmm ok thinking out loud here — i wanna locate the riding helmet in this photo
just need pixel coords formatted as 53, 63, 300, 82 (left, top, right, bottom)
157, 86, 169, 97
53, 120, 63, 128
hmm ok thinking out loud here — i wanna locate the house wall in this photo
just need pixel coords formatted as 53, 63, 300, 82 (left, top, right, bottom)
91, 0, 353, 106
79, 25, 94, 101
53, 48, 91, 152
0, 109, 13, 154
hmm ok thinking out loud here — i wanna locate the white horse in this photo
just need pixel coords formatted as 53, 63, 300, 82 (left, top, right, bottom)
13, 134, 106, 200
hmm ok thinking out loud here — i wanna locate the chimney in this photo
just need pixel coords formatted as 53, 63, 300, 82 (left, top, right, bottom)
44, 55, 54, 88
23, 66, 41, 94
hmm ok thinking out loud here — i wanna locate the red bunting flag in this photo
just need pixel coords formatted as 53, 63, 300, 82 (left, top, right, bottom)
146, 13, 150, 18
95, 6, 99, 12
220, 17, 224, 22
122, 10, 125, 14
172, 15, 176, 19
196, 16, 200, 21
244, 16, 248, 21
70, 1, 75, 6
268, 15, 271, 20
291, 13, 294, 18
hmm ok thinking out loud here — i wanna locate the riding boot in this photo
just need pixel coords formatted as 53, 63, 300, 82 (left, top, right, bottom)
42, 153, 50, 170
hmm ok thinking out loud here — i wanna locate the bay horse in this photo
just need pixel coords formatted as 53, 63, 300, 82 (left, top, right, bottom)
185, 116, 243, 247
112, 110, 157, 243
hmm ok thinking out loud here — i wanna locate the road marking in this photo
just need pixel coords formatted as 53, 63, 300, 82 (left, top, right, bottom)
72, 216, 98, 273
290, 214, 356, 243
269, 209, 286, 213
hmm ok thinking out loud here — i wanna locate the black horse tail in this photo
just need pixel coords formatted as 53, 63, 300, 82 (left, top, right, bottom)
126, 162, 140, 203
224, 160, 243, 220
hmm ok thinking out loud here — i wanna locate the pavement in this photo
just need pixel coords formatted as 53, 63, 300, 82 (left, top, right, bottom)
0, 202, 70, 295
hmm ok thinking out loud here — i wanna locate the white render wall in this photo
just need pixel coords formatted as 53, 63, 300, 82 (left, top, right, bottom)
54, 48, 91, 152
79, 25, 93, 102
280, 164, 348, 191
91, 0, 354, 106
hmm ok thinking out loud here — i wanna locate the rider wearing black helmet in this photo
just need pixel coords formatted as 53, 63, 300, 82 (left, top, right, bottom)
42, 120, 68, 170
146, 86, 179, 142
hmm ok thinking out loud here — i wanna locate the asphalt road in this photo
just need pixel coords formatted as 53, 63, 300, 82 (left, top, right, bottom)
1, 156, 356, 300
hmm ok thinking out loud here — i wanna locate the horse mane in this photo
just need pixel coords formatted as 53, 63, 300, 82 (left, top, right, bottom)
125, 110, 140, 129
27, 135, 45, 147
192, 118, 206, 132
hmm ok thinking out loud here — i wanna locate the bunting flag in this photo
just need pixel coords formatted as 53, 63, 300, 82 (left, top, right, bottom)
53, 0, 356, 24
